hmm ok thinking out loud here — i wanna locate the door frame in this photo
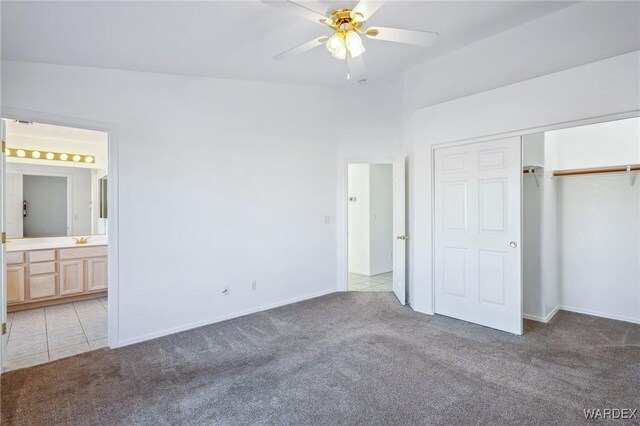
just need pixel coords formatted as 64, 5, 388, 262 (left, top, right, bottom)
427, 111, 640, 319
339, 158, 395, 293
1, 107, 120, 355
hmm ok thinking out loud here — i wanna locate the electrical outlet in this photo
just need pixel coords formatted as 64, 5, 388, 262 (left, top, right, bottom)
222, 284, 230, 295
251, 280, 257, 291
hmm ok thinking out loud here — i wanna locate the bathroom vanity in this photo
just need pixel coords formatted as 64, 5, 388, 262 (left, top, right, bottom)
6, 238, 108, 312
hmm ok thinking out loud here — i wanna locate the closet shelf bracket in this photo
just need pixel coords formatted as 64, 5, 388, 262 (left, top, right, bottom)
523, 165, 543, 188
629, 166, 636, 186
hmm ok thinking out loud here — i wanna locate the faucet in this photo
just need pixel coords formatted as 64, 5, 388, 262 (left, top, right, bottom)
73, 237, 90, 245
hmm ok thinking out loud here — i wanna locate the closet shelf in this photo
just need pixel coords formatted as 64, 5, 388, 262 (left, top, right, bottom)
553, 164, 640, 177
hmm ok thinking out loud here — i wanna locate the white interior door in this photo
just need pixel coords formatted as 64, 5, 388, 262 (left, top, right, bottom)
1, 119, 7, 371
392, 159, 406, 305
434, 137, 522, 334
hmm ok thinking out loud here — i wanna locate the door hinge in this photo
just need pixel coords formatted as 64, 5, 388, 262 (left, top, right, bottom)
1, 323, 6, 335
1, 140, 5, 153
1, 232, 5, 244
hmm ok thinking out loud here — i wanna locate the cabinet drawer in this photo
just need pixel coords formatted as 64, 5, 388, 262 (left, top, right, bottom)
30, 261, 56, 276
29, 250, 56, 263
29, 274, 57, 299
7, 251, 25, 265
59, 246, 107, 260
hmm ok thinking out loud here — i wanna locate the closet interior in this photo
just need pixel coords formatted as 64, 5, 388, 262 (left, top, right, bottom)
522, 116, 640, 325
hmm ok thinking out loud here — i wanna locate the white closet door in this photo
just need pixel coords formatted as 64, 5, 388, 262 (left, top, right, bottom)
434, 137, 522, 335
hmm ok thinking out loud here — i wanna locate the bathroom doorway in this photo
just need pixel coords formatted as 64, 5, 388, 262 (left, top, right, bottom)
1, 117, 112, 371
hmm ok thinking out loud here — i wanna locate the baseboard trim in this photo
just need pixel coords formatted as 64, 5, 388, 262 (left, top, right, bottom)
523, 305, 560, 323
524, 305, 639, 325
545, 305, 561, 322
117, 289, 336, 347
559, 305, 640, 325
523, 313, 545, 322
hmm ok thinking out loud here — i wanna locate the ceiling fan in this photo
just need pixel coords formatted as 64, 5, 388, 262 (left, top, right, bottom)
262, 0, 439, 81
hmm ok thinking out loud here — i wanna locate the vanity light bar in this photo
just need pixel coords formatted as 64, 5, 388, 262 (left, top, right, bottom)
6, 148, 95, 164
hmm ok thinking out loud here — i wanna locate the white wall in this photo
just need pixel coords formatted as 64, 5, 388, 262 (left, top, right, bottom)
1, 60, 398, 345
347, 163, 393, 276
406, 50, 640, 314
547, 117, 640, 170
557, 174, 639, 323
6, 162, 93, 236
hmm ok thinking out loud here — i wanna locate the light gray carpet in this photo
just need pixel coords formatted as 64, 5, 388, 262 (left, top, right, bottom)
2, 292, 639, 425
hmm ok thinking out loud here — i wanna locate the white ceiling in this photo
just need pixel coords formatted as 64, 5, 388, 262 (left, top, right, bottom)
1, 1, 575, 87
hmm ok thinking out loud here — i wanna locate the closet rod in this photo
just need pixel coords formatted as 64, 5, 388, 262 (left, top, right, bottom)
553, 164, 640, 177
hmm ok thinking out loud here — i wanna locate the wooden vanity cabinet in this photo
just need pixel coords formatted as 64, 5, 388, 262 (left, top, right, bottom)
7, 245, 108, 312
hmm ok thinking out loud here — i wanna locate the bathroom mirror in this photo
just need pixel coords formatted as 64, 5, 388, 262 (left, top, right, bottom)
6, 167, 107, 239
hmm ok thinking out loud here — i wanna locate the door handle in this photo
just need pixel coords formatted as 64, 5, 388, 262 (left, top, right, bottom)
510, 241, 518, 248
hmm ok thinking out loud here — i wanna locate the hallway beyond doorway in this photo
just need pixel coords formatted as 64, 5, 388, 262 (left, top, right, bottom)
348, 272, 392, 292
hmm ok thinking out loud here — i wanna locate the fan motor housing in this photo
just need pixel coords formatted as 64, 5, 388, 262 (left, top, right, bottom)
330, 9, 363, 29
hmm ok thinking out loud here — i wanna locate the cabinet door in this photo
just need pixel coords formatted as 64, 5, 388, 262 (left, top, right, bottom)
59, 260, 84, 296
7, 265, 26, 304
29, 275, 57, 299
87, 257, 108, 291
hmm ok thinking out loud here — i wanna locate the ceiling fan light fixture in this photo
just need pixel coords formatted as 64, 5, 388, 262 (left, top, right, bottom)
345, 30, 365, 58
326, 32, 347, 59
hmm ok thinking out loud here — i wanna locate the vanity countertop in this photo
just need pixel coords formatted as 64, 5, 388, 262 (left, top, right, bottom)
6, 237, 108, 252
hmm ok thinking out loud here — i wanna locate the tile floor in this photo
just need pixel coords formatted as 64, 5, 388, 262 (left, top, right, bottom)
348, 272, 393, 292
6, 297, 108, 371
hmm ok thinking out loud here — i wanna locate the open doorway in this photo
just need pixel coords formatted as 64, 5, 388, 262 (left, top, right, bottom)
522, 116, 640, 326
347, 163, 394, 292
3, 119, 109, 370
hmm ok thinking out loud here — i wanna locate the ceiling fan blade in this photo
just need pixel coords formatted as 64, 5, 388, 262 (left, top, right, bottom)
350, 0, 385, 23
274, 36, 329, 60
347, 54, 366, 82
364, 26, 439, 46
261, 0, 334, 28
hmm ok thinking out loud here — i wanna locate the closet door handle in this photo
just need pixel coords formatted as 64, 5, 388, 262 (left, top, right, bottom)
510, 241, 518, 248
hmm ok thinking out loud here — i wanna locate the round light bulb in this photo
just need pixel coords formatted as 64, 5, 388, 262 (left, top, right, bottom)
60, 153, 68, 161
345, 31, 365, 58
84, 156, 94, 163
326, 32, 347, 60
17, 150, 26, 158
72, 154, 81, 162
32, 151, 41, 159
46, 152, 55, 160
